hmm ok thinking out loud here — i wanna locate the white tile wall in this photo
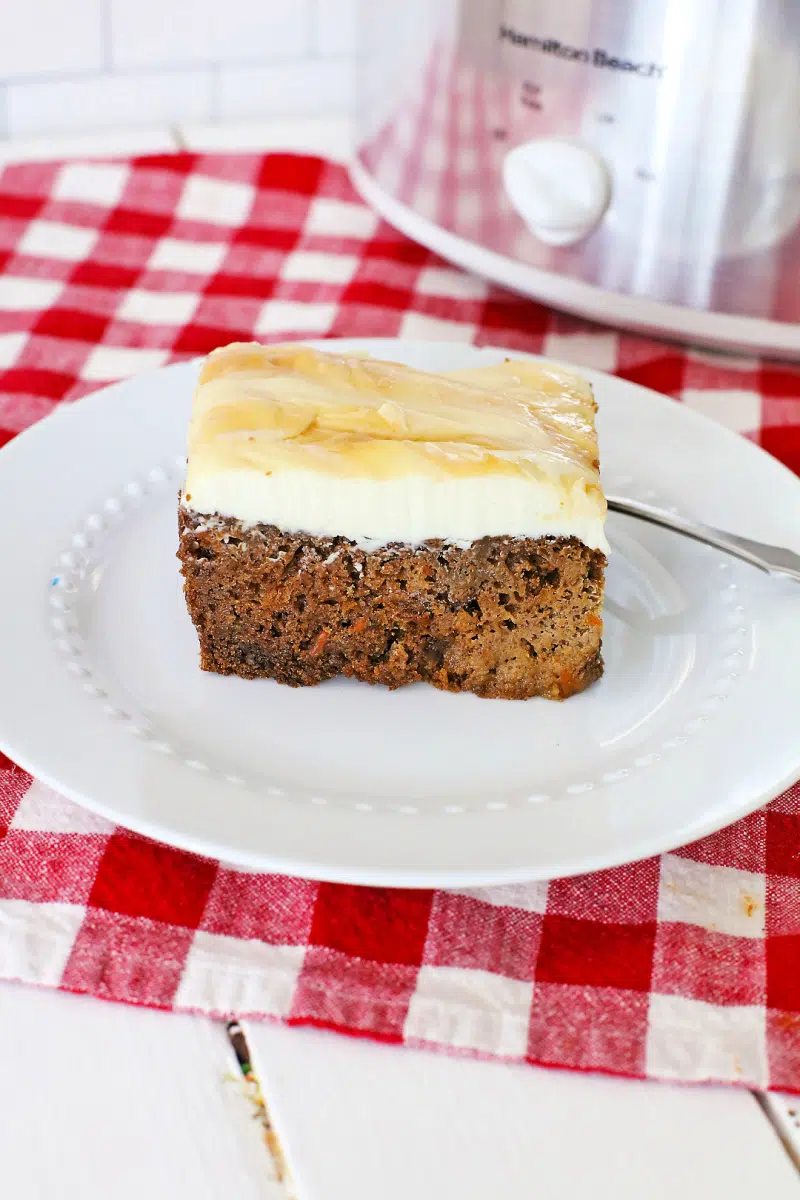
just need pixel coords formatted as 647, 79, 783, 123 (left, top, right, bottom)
110, 0, 312, 69
7, 70, 213, 138
218, 59, 353, 121
0, 0, 357, 140
0, 0, 105, 79
314, 0, 357, 56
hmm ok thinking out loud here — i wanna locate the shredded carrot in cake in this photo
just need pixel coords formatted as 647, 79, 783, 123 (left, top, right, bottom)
309, 629, 330, 656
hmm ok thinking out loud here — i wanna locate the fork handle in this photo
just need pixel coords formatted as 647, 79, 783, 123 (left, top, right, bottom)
606, 496, 800, 584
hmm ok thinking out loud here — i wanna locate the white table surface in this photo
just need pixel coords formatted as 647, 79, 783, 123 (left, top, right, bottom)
0, 117, 798, 1199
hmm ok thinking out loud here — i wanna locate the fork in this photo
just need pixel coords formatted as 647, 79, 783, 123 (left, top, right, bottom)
606, 496, 800, 584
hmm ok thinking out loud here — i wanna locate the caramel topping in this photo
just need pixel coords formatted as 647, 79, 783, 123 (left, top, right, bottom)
188, 343, 602, 486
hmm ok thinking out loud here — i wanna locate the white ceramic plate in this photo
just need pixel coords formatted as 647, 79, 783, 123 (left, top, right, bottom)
1, 339, 799, 886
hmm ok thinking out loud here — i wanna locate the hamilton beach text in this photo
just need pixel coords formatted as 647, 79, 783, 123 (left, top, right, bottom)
499, 25, 666, 80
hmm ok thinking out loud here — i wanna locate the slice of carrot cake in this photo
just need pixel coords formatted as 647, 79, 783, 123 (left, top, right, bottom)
178, 343, 608, 700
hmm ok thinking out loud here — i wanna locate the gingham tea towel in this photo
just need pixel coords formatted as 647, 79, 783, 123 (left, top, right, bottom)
0, 150, 799, 1092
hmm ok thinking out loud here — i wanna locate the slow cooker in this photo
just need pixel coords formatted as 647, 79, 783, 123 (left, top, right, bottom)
352, 0, 800, 358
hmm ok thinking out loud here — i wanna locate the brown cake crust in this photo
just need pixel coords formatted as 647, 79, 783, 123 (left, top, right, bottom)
178, 507, 605, 701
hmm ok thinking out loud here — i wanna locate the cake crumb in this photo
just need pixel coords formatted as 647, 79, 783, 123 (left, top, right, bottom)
178, 510, 605, 700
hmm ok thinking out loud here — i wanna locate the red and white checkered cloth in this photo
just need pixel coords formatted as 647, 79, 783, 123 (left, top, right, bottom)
1, 151, 799, 1092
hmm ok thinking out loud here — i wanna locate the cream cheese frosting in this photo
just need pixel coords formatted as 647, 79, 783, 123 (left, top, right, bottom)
182, 343, 609, 552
